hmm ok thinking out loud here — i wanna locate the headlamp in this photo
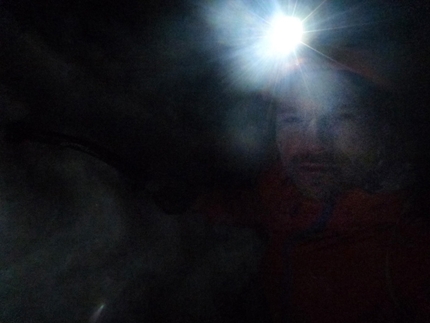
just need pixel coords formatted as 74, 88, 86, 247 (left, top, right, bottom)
204, 0, 385, 91
263, 14, 303, 58
204, 0, 313, 89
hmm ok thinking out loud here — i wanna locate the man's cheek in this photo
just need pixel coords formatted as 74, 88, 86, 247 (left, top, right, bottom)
279, 146, 296, 169
335, 129, 370, 157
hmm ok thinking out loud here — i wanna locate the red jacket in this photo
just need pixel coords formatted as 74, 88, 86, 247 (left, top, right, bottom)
195, 164, 430, 323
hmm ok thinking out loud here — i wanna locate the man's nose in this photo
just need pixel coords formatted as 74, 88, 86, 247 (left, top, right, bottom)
301, 118, 333, 150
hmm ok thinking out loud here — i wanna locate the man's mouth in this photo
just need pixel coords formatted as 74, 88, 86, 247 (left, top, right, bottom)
298, 163, 338, 173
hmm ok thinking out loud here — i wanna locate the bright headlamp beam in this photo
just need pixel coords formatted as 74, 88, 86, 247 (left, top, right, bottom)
265, 15, 303, 56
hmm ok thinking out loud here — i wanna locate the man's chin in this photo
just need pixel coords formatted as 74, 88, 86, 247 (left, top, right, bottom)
294, 174, 343, 201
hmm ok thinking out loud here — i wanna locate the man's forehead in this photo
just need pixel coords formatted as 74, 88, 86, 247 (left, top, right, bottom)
273, 70, 364, 113
275, 93, 362, 115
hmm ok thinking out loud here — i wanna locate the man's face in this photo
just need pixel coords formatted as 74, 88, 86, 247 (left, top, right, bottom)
275, 70, 381, 200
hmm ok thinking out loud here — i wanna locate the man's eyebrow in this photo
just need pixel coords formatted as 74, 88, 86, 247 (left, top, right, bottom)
333, 104, 359, 112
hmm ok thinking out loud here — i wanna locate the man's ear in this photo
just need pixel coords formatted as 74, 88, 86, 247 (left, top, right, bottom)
376, 122, 394, 165
0, 86, 30, 124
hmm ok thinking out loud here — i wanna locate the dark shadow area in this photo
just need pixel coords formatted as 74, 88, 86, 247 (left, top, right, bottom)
0, 0, 429, 322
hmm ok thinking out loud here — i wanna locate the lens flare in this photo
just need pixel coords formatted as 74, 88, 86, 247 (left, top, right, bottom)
265, 15, 303, 57
202, 0, 380, 91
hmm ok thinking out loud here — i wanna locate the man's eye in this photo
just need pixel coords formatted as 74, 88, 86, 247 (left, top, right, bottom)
278, 116, 303, 126
333, 113, 356, 122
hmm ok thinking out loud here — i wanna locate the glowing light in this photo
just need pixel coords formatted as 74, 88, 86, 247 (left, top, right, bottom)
265, 15, 303, 57
90, 303, 106, 323
202, 0, 338, 90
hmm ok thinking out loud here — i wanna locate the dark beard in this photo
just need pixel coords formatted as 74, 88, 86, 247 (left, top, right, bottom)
285, 152, 374, 200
